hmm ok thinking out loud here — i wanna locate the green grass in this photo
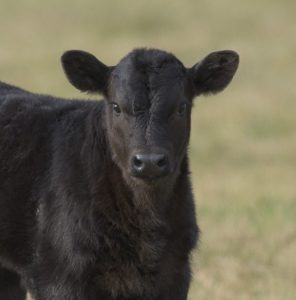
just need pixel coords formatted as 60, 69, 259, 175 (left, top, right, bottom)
1, 0, 295, 299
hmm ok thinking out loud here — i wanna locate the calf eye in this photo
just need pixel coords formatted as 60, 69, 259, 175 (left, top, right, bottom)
177, 103, 187, 115
111, 103, 121, 115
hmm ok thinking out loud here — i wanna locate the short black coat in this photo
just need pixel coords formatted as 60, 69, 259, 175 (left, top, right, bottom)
0, 81, 198, 300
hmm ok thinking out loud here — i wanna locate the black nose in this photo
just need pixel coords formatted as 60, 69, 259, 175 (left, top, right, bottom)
131, 153, 170, 179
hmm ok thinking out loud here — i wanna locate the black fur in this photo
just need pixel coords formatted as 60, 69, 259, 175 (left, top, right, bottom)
0, 48, 239, 299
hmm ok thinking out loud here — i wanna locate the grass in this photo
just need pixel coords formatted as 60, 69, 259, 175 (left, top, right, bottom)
0, 0, 295, 299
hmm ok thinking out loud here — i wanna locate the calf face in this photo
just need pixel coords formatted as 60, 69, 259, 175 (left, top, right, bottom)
62, 49, 239, 184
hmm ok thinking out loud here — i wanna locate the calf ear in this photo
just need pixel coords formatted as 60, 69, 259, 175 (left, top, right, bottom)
61, 50, 111, 94
189, 50, 239, 96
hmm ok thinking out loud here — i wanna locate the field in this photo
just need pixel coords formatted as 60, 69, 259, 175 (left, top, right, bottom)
0, 0, 295, 299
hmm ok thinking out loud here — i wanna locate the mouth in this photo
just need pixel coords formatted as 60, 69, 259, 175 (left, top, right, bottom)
130, 172, 168, 182
128, 165, 175, 184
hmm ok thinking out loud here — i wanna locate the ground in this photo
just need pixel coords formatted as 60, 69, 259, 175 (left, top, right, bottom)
0, 0, 295, 299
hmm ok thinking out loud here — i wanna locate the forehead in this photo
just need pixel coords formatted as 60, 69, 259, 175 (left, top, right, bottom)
110, 49, 187, 109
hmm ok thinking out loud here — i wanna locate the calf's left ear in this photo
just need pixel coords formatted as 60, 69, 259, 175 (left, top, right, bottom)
61, 50, 111, 94
188, 50, 239, 96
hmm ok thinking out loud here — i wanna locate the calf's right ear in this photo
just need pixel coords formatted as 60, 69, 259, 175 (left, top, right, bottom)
61, 50, 111, 94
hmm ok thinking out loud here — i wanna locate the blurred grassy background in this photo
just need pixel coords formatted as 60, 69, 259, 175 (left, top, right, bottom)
0, 0, 295, 299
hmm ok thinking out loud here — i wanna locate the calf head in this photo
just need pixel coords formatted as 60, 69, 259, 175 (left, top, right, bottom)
62, 48, 239, 186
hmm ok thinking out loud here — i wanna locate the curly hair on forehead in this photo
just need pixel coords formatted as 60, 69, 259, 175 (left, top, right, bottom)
118, 48, 184, 72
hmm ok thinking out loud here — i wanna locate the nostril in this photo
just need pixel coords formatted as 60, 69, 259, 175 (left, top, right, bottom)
157, 156, 168, 168
133, 156, 143, 168
131, 153, 170, 178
